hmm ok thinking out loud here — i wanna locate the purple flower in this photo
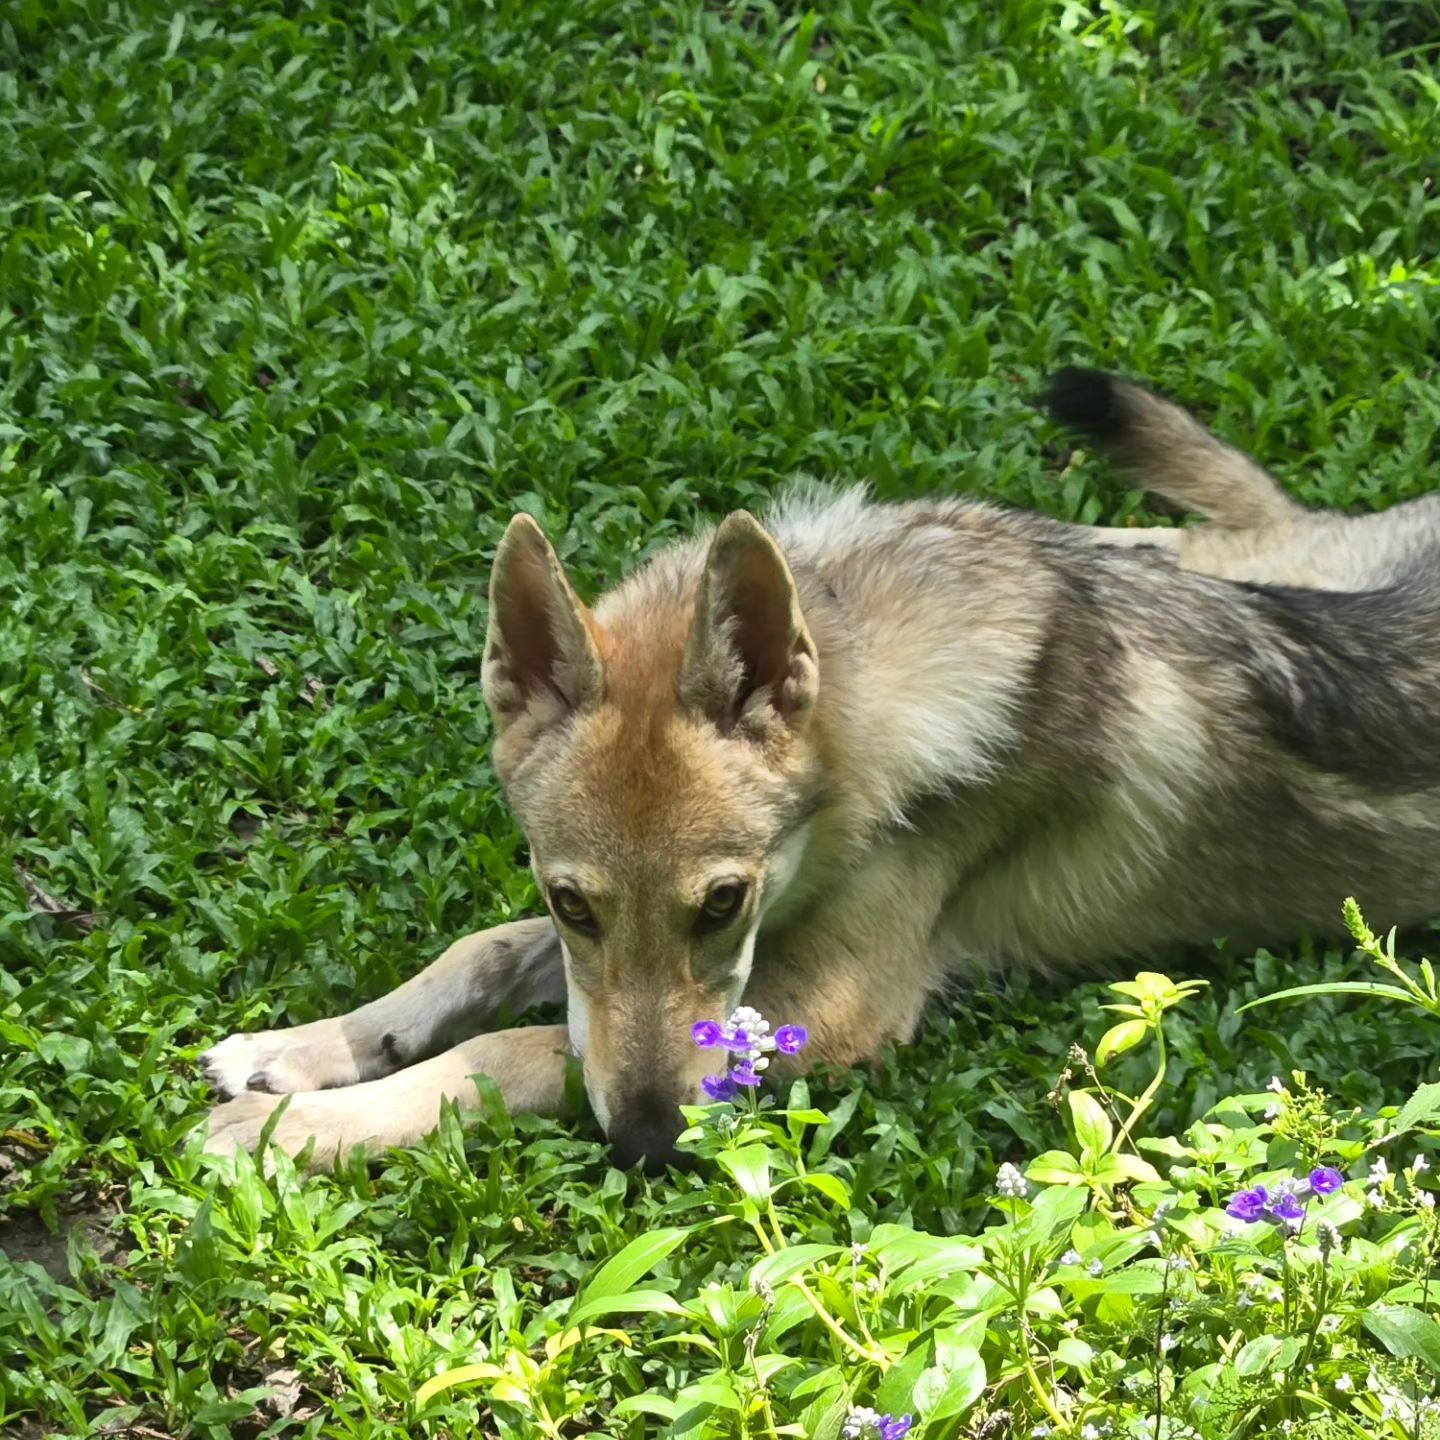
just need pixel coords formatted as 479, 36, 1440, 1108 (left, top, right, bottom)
879, 1419, 913, 1440
1270, 1192, 1305, 1223
1226, 1185, 1269, 1223
692, 1020, 723, 1049
723, 1027, 753, 1052
731, 1060, 763, 1086
1309, 1166, 1344, 1196
775, 1024, 809, 1053
702, 1074, 737, 1102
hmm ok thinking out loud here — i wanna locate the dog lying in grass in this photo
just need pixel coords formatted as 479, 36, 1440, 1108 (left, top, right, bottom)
201, 369, 1440, 1172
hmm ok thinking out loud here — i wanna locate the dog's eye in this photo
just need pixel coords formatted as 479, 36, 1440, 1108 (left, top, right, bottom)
699, 882, 747, 929
549, 886, 596, 932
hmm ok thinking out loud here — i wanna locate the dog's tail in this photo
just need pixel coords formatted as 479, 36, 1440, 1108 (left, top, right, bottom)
1042, 367, 1301, 530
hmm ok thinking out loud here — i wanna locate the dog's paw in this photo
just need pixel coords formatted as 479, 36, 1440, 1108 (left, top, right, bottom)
201, 1090, 341, 1169
200, 1023, 360, 1099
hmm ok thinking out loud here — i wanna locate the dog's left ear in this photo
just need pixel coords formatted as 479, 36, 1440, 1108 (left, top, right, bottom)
679, 511, 818, 735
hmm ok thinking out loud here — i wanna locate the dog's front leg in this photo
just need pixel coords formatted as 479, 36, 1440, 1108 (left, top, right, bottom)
200, 916, 564, 1098
203, 1023, 574, 1169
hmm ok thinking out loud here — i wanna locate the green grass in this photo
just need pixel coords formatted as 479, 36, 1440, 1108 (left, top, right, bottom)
2, 0, 1439, 1435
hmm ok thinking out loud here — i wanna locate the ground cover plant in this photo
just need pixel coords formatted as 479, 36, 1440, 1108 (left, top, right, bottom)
2, 0, 1439, 1434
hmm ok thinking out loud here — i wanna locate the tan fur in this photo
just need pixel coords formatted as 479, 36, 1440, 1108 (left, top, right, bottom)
201, 371, 1440, 1172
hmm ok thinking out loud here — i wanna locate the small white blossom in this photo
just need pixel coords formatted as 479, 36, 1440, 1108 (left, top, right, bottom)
1335, 1374, 1353, 1392
1031, 1428, 1052, 1439
841, 1408, 881, 1440
1088, 1257, 1104, 1277
1413, 1153, 1430, 1174
1264, 1103, 1282, 1122
1060, 1249, 1081, 1265
1267, 1075, 1287, 1094
1168, 1254, 1192, 1273
1161, 1333, 1178, 1353
1369, 1157, 1389, 1186
1321, 1315, 1342, 1334
1367, 1188, 1386, 1210
996, 1162, 1028, 1199
1418, 1189, 1436, 1210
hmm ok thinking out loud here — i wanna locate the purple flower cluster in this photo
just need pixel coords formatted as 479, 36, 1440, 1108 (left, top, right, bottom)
693, 1005, 808, 1102
841, 1409, 913, 1440
1226, 1166, 1346, 1228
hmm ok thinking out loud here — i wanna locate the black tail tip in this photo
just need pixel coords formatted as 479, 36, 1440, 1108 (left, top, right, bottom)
1040, 366, 1128, 440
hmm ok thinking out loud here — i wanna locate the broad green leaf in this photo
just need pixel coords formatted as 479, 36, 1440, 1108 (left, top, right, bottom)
1026, 1150, 1086, 1185
1070, 1090, 1114, 1158
416, 1363, 503, 1407
612, 1394, 678, 1420
1234, 1333, 1297, 1378
568, 1289, 689, 1326
750, 1244, 843, 1288
717, 1145, 773, 1201
1096, 1019, 1149, 1065
1013, 1182, 1088, 1249
795, 1170, 852, 1209
912, 1346, 985, 1421
1062, 1266, 1164, 1299
1363, 1304, 1440, 1376
579, 1225, 691, 1303
1096, 1152, 1162, 1185
1396, 1081, 1440, 1132
875, 1338, 933, 1417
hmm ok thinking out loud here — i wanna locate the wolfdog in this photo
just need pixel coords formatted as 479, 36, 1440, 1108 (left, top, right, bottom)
201, 368, 1440, 1171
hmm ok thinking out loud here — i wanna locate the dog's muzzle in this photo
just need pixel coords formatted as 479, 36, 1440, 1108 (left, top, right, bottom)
607, 1089, 689, 1175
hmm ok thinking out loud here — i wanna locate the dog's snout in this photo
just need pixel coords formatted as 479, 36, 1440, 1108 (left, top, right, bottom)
607, 1091, 687, 1175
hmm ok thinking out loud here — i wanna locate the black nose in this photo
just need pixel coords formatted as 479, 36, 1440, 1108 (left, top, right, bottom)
608, 1092, 686, 1175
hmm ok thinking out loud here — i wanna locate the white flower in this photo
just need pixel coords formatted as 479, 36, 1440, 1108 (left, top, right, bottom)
841, 1408, 881, 1440
1264, 1103, 1282, 1122
1369, 1157, 1389, 1186
1168, 1254, 1192, 1273
1031, 1428, 1052, 1439
1268, 1075, 1287, 1094
1417, 1189, 1436, 1210
1088, 1258, 1104, 1277
1081, 1426, 1100, 1439
1321, 1315, 1342, 1334
1335, 1374, 1353, 1392
1060, 1248, 1081, 1265
1413, 1153, 1430, 1174
1367, 1188, 1386, 1210
996, 1162, 1028, 1199
1161, 1334, 1178, 1353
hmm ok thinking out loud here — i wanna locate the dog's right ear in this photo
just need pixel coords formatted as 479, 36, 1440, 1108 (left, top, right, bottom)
482, 515, 604, 731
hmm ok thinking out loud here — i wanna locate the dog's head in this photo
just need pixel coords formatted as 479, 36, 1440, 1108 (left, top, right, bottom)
481, 510, 823, 1170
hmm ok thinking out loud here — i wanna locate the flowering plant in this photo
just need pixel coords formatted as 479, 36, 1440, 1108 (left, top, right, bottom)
692, 1004, 808, 1103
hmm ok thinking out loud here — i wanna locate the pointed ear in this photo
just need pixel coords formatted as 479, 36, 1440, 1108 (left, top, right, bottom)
483, 515, 604, 731
679, 511, 818, 735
